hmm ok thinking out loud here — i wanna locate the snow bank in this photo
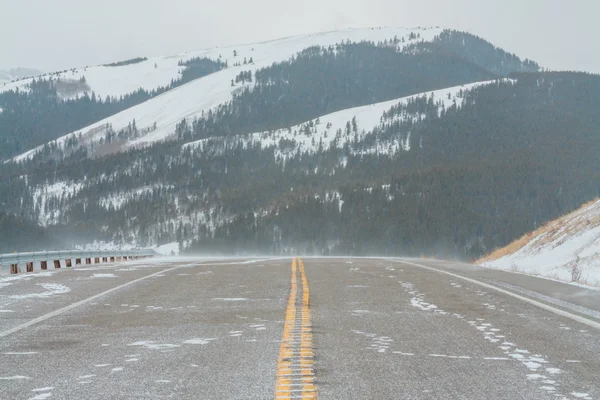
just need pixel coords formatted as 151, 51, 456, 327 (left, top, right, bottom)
481, 199, 600, 288
153, 242, 180, 256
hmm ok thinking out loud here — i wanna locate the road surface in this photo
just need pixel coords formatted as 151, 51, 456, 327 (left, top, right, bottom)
1, 257, 598, 399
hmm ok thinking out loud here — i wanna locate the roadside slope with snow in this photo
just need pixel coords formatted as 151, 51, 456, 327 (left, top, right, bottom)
479, 199, 600, 288
10, 27, 443, 162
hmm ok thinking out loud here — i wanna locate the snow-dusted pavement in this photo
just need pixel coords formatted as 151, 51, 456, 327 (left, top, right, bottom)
0, 257, 598, 399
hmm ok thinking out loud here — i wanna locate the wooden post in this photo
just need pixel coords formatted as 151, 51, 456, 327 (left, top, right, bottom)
54, 260, 61, 269
26, 262, 34, 272
41, 261, 48, 270
10, 263, 19, 274
66, 259, 72, 268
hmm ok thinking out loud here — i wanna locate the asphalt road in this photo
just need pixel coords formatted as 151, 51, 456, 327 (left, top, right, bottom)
0, 257, 598, 399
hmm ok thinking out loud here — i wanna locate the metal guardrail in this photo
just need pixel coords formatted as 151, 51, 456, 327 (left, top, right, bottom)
0, 249, 156, 274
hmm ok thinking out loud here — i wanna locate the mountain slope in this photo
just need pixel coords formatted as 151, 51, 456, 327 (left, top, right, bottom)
182, 80, 499, 158
5, 27, 541, 163
3, 71, 597, 258
6, 29, 596, 260
2, 28, 443, 99
0, 67, 43, 84
8, 28, 447, 162
479, 199, 600, 288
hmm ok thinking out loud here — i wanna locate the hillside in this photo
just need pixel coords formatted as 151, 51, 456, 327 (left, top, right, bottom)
3, 28, 596, 260
1, 28, 539, 162
479, 199, 600, 288
0, 67, 43, 84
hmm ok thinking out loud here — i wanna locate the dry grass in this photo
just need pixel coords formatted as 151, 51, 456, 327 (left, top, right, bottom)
478, 198, 600, 264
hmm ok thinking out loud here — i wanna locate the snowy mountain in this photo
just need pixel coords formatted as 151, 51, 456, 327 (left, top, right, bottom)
0, 67, 43, 84
4, 27, 597, 260
182, 80, 500, 158
479, 199, 600, 288
8, 27, 446, 162
1, 28, 442, 99
5, 27, 540, 163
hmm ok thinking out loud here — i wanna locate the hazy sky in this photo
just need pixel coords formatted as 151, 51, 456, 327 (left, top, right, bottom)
1, 0, 598, 73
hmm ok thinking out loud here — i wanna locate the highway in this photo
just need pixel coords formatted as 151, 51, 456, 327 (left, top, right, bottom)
1, 257, 599, 399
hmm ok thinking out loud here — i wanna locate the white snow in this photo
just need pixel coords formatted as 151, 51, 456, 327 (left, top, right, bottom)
127, 341, 180, 350
183, 80, 499, 159
32, 181, 84, 226
183, 338, 216, 345
0, 375, 31, 380
2, 28, 440, 100
8, 283, 70, 299
31, 387, 54, 392
98, 185, 169, 210
153, 242, 180, 256
0, 272, 55, 287
212, 297, 249, 301
29, 393, 52, 400
483, 199, 600, 288
91, 273, 118, 278
10, 27, 444, 162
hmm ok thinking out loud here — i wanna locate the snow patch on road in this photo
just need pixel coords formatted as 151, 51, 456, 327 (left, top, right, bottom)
8, 283, 70, 299
351, 330, 393, 353
127, 341, 181, 350
183, 338, 216, 345
0, 375, 30, 380
92, 273, 118, 278
212, 297, 249, 301
31, 387, 54, 392
29, 393, 52, 400
0, 272, 55, 285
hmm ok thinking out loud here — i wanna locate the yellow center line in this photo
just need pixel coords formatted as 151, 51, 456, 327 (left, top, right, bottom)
275, 258, 317, 399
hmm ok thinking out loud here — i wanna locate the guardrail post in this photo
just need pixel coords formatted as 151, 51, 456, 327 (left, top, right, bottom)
1, 251, 153, 276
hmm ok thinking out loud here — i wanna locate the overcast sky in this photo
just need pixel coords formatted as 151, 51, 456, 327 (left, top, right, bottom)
1, 0, 598, 73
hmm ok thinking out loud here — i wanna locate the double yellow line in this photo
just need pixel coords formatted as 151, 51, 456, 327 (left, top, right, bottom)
275, 258, 316, 399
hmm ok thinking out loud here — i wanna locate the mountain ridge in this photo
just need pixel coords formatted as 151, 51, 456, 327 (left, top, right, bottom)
2, 27, 538, 163
3, 28, 597, 262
